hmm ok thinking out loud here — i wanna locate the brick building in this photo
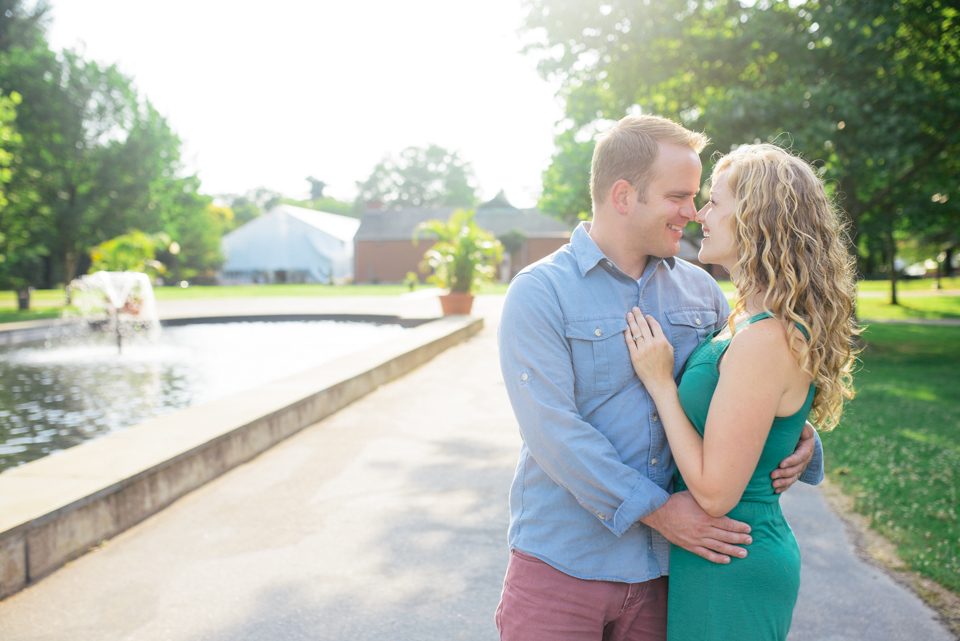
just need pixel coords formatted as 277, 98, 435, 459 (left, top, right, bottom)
354, 194, 573, 284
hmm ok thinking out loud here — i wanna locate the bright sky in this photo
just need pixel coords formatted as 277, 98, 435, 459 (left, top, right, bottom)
45, 0, 565, 207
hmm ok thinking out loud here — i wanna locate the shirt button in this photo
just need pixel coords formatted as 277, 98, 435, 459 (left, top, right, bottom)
598, 513, 607, 521
606, 261, 613, 268
520, 373, 528, 381
595, 328, 602, 337
695, 318, 701, 325
651, 458, 658, 466
652, 413, 659, 422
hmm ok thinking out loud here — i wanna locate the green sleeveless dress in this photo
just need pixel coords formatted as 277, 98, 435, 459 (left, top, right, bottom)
667, 312, 815, 641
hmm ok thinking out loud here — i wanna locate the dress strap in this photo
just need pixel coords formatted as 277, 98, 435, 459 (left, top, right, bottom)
743, 311, 810, 340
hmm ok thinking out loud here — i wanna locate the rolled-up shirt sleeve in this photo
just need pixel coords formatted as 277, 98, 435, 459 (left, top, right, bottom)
801, 431, 825, 485
498, 272, 669, 537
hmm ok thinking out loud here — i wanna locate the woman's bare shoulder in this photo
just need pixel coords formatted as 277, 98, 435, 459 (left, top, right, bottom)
725, 318, 797, 368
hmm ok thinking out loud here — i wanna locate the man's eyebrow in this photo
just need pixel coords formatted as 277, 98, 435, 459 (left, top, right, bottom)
664, 189, 699, 197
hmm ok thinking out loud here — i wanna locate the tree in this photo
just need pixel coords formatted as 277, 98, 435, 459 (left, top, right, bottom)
306, 176, 326, 200
153, 177, 224, 284
219, 192, 265, 231
0, 87, 45, 308
538, 128, 594, 224
88, 230, 169, 277
0, 0, 51, 304
523, 0, 960, 301
354, 144, 479, 212
279, 183, 356, 218
0, 1, 218, 296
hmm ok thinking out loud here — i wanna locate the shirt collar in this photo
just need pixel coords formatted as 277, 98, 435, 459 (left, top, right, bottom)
571, 221, 677, 278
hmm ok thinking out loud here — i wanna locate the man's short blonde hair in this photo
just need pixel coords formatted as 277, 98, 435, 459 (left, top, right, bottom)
591, 115, 709, 207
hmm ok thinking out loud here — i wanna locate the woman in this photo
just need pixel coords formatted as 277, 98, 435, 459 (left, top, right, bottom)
623, 144, 859, 641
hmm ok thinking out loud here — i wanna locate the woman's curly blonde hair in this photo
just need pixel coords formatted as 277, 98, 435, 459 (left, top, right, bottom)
714, 144, 860, 431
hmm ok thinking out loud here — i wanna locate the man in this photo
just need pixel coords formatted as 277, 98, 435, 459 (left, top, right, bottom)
496, 115, 822, 640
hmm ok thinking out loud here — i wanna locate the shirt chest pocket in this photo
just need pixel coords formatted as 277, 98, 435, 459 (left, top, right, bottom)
564, 316, 635, 397
664, 308, 718, 372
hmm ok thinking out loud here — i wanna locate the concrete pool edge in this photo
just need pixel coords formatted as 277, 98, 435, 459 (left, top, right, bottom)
0, 314, 483, 599
0, 313, 437, 347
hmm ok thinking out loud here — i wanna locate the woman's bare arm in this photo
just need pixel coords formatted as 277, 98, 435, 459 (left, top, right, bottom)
625, 313, 795, 517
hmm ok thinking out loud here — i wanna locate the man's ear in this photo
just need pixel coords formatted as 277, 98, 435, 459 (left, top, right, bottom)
610, 179, 633, 216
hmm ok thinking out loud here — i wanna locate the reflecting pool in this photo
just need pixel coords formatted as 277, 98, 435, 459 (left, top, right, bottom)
0, 320, 408, 472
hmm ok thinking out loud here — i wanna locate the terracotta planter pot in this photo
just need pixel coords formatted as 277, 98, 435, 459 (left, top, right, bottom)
439, 292, 475, 316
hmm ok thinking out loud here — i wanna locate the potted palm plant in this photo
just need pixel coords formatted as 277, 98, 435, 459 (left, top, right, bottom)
413, 208, 503, 315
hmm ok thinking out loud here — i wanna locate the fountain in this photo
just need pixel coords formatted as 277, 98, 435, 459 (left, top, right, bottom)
68, 271, 160, 353
0, 270, 426, 474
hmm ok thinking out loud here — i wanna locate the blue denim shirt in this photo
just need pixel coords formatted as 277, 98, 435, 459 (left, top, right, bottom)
498, 223, 824, 583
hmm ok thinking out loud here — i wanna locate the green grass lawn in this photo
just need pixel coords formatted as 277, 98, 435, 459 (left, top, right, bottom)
0, 283, 512, 323
0, 283, 511, 307
0, 277, 954, 305
150, 282, 511, 298
150, 283, 411, 299
858, 276, 960, 292
0, 289, 68, 307
821, 324, 960, 593
857, 296, 960, 320
0, 308, 66, 324
0, 280, 955, 324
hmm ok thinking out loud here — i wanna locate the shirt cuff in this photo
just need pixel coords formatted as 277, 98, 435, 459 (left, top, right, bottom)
611, 475, 672, 536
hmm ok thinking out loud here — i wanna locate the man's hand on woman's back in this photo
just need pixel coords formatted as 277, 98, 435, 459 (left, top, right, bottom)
771, 422, 817, 493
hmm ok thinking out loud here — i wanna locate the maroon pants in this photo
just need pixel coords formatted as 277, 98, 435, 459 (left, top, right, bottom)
496, 550, 668, 641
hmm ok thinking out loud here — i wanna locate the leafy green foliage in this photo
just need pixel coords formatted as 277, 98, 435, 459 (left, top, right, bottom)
219, 189, 276, 231
822, 324, 960, 593
153, 182, 225, 284
355, 144, 479, 212
497, 229, 527, 256
88, 230, 170, 277
414, 208, 503, 294
0, 87, 44, 296
523, 0, 959, 294
0, 1, 221, 299
0, 89, 18, 206
278, 196, 355, 218
538, 128, 594, 223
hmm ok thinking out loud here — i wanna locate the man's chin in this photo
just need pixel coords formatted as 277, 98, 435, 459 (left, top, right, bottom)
652, 244, 681, 260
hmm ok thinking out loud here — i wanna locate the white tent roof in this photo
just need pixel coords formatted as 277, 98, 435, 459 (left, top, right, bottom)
220, 204, 360, 282
275, 204, 360, 242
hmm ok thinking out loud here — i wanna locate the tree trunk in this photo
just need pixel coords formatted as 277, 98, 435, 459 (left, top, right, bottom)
837, 173, 865, 276
17, 288, 30, 311
887, 223, 898, 306
63, 250, 77, 285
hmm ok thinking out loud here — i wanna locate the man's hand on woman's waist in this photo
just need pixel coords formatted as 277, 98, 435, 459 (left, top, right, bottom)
639, 491, 752, 565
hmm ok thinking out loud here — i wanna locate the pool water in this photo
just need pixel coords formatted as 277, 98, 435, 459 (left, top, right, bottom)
0, 320, 409, 472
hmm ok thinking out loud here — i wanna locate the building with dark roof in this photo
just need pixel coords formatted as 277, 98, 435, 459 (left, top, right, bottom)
354, 193, 573, 284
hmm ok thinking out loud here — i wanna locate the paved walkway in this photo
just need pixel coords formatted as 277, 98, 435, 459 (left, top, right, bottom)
0, 295, 953, 640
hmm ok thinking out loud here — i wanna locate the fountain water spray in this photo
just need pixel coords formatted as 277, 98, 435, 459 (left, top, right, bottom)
69, 272, 161, 353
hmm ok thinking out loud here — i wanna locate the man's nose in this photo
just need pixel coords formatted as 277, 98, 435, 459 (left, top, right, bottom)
679, 197, 698, 220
